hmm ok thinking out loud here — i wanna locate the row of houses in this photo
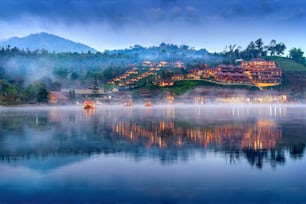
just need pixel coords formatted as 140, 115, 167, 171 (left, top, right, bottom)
186, 58, 282, 88
108, 64, 187, 88
108, 68, 139, 84
108, 58, 282, 89
152, 74, 185, 87
109, 68, 156, 87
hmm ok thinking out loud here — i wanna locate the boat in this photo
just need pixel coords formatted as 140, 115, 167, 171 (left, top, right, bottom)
144, 100, 152, 107
83, 101, 95, 109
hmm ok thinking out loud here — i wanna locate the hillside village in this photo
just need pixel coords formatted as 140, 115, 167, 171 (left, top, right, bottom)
1, 38, 306, 105
48, 58, 288, 105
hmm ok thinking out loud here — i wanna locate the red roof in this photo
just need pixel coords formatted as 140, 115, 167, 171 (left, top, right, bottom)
49, 91, 68, 100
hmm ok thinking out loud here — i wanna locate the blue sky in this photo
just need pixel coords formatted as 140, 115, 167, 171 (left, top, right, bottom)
0, 0, 306, 53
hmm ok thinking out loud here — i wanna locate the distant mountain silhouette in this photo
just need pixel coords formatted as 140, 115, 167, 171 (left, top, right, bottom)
0, 32, 97, 53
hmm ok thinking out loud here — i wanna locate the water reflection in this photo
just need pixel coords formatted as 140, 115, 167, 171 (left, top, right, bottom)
114, 119, 281, 150
0, 106, 305, 169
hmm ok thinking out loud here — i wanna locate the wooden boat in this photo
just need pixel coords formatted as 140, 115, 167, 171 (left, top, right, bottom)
83, 101, 95, 109
144, 100, 152, 107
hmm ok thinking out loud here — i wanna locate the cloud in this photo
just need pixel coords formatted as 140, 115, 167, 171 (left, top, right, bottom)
0, 0, 136, 25
1, 0, 306, 53
0, 0, 305, 27
170, 6, 182, 18
146, 8, 165, 21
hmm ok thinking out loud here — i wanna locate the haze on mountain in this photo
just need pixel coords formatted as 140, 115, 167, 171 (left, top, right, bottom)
0, 32, 97, 53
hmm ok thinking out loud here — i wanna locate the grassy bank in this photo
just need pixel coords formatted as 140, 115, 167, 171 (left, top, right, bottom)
166, 80, 258, 95
265, 56, 306, 72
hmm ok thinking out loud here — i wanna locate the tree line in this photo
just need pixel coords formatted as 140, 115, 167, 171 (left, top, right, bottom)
222, 38, 306, 66
223, 38, 286, 64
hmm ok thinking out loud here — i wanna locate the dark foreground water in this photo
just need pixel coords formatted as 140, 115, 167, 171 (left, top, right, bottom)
0, 105, 306, 203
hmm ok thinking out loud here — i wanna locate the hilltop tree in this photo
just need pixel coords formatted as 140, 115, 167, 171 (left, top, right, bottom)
289, 48, 305, 64
228, 44, 236, 64
267, 39, 277, 56
241, 39, 286, 60
275, 43, 286, 56
255, 38, 265, 57
223, 44, 237, 64
246, 41, 256, 59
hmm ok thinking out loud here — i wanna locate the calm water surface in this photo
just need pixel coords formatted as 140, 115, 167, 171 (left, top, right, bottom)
0, 105, 306, 203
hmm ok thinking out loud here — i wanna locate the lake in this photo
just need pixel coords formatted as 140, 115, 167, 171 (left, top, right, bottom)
0, 105, 306, 203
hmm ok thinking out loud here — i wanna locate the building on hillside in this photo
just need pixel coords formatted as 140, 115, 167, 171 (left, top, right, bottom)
187, 68, 204, 79
215, 65, 252, 85
171, 74, 185, 81
241, 58, 282, 88
127, 69, 138, 75
202, 67, 216, 78
48, 91, 68, 104
174, 61, 184, 68
153, 79, 174, 87
142, 60, 153, 67
107, 80, 115, 85
211, 59, 282, 89
118, 82, 126, 87
158, 61, 169, 67
149, 67, 160, 71
186, 73, 196, 79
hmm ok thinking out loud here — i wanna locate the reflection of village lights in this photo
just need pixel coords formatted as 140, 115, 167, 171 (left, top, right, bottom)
160, 121, 165, 131
177, 137, 183, 147
274, 106, 277, 116
112, 116, 281, 150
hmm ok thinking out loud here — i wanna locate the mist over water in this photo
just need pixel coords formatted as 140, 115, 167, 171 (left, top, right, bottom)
0, 105, 306, 203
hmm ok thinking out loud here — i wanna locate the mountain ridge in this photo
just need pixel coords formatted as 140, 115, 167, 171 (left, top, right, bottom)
0, 32, 97, 53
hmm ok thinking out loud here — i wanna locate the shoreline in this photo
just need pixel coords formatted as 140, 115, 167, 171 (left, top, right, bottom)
1, 102, 306, 110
